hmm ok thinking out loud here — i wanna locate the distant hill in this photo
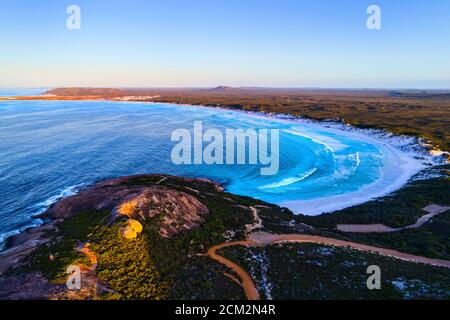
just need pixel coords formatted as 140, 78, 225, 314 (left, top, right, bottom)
44, 87, 126, 97
210, 86, 235, 91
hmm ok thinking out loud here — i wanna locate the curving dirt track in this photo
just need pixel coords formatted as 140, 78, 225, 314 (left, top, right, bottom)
207, 240, 260, 300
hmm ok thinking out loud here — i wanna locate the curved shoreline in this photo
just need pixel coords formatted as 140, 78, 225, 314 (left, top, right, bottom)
0, 184, 85, 251
146, 101, 441, 214
278, 127, 425, 214
0, 98, 446, 249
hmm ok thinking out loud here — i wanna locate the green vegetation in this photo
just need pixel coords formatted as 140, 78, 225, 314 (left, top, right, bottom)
90, 225, 168, 300
335, 213, 450, 260
221, 243, 450, 300
116, 176, 256, 298
293, 166, 450, 260
28, 211, 168, 299
28, 210, 108, 281
4, 86, 450, 300
20, 175, 260, 299
13, 170, 450, 300
298, 166, 450, 228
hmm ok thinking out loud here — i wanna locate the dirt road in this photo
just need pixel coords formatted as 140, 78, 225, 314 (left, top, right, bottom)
337, 204, 450, 233
207, 240, 260, 300
207, 207, 450, 300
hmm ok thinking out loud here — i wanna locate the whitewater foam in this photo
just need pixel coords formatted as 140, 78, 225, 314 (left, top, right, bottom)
259, 168, 318, 190
0, 184, 84, 250
31, 184, 84, 216
173, 104, 443, 215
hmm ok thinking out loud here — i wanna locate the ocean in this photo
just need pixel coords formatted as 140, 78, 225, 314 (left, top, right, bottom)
0, 99, 426, 247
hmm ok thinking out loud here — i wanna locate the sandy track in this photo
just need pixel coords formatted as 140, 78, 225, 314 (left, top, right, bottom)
249, 232, 450, 269
337, 204, 450, 233
244, 207, 263, 235
207, 206, 450, 300
207, 240, 260, 300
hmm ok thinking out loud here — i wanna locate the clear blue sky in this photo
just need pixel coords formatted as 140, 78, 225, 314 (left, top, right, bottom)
1, 0, 449, 88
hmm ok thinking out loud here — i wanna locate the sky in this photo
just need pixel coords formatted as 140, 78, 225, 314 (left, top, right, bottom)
0, 0, 449, 88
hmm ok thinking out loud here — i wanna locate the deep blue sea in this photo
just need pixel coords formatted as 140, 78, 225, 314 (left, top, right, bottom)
0, 97, 424, 247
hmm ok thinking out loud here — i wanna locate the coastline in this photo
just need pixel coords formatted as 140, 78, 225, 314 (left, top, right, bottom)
1, 174, 448, 300
277, 128, 428, 214
0, 100, 448, 300
2, 94, 448, 158
0, 97, 447, 245
0, 184, 85, 251
131, 100, 446, 214
0, 174, 222, 276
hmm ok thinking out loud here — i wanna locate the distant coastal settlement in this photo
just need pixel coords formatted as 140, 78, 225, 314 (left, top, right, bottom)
2, 86, 449, 157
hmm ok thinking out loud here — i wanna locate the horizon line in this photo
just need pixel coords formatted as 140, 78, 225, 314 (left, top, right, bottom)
2, 86, 450, 91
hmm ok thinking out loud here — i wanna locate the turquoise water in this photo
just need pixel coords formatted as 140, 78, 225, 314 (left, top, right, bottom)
0, 100, 422, 246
